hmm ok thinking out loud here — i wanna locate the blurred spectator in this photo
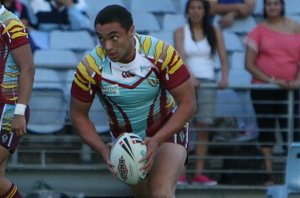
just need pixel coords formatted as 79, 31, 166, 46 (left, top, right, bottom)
3, 0, 30, 27
209, 0, 256, 27
3, 0, 39, 51
245, 0, 300, 186
174, 0, 229, 185
30, 0, 90, 31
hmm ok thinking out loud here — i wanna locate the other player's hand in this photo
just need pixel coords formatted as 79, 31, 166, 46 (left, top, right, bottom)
12, 115, 26, 136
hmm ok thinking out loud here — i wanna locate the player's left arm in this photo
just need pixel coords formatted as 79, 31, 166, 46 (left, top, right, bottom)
142, 77, 196, 172
11, 44, 35, 136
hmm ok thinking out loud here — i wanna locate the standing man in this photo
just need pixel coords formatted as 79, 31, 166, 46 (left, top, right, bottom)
70, 4, 196, 198
0, 1, 35, 197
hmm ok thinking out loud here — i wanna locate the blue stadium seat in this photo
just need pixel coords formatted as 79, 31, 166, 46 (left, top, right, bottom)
231, 51, 246, 71
266, 143, 300, 198
27, 68, 67, 134
86, 0, 127, 30
254, 0, 264, 16
33, 49, 78, 69
132, 13, 160, 33
285, 0, 300, 15
150, 31, 174, 46
214, 15, 257, 34
223, 31, 244, 52
162, 14, 186, 32
49, 30, 95, 51
131, 0, 176, 13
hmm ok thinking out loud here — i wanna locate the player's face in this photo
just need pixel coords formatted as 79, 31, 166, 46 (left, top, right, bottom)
265, 0, 282, 18
187, 0, 205, 24
95, 22, 135, 63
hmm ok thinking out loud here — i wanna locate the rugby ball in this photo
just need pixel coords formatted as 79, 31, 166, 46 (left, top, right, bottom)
110, 133, 147, 185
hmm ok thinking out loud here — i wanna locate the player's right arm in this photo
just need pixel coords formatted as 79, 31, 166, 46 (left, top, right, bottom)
70, 97, 114, 173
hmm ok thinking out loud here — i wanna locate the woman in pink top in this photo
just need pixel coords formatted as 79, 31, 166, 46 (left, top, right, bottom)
245, 0, 300, 185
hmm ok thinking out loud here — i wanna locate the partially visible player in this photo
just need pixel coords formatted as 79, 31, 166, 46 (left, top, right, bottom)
70, 5, 196, 198
0, 1, 35, 197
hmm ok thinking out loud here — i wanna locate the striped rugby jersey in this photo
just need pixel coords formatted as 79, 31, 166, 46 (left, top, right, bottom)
0, 5, 29, 104
71, 34, 190, 138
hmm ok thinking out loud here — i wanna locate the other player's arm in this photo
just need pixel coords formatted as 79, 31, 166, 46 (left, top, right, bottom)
70, 97, 114, 172
11, 44, 34, 136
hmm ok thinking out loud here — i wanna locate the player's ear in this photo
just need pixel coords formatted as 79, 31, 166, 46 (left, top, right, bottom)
129, 25, 135, 37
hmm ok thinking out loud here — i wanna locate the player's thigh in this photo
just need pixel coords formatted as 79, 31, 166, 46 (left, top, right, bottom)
149, 143, 187, 189
130, 181, 149, 198
0, 146, 9, 176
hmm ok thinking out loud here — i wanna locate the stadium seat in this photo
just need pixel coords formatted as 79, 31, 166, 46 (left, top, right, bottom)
162, 14, 186, 32
285, 0, 300, 15
228, 69, 252, 88
33, 49, 78, 69
214, 15, 257, 34
49, 30, 95, 51
132, 13, 160, 33
231, 51, 246, 71
131, 0, 176, 13
253, 0, 264, 16
266, 143, 300, 198
86, 0, 127, 30
150, 31, 174, 46
223, 31, 244, 52
27, 68, 67, 134
290, 15, 300, 25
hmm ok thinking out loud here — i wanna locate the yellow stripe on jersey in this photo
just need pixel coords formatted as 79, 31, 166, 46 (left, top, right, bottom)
85, 55, 101, 75
154, 40, 164, 65
2, 19, 25, 35
169, 54, 184, 75
74, 77, 89, 91
5, 71, 19, 77
161, 46, 173, 70
77, 62, 96, 84
96, 47, 106, 61
165, 97, 174, 109
11, 32, 27, 39
1, 84, 18, 89
143, 36, 152, 56
7, 185, 17, 198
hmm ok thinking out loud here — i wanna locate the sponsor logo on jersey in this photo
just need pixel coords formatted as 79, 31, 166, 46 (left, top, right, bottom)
102, 85, 120, 96
122, 71, 135, 78
147, 77, 159, 87
118, 156, 128, 181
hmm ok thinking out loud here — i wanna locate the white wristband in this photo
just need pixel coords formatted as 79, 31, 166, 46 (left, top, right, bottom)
14, 103, 26, 115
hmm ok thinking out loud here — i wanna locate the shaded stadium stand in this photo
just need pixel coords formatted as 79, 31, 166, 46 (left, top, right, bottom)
214, 15, 257, 35
33, 49, 78, 69
266, 143, 300, 198
49, 30, 95, 51
253, 0, 264, 17
130, 0, 177, 14
290, 15, 300, 25
27, 68, 67, 134
162, 13, 186, 32
223, 31, 244, 52
285, 0, 300, 16
231, 51, 246, 71
85, 0, 127, 30
132, 12, 160, 33
150, 31, 174, 46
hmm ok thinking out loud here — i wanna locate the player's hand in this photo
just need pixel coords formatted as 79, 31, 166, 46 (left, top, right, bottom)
103, 142, 117, 177
140, 137, 159, 173
218, 79, 228, 89
11, 115, 26, 136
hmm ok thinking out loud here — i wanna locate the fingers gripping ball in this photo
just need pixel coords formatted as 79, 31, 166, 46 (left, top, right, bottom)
110, 133, 148, 185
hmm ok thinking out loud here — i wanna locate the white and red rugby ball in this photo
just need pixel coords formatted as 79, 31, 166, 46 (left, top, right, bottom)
110, 133, 147, 185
